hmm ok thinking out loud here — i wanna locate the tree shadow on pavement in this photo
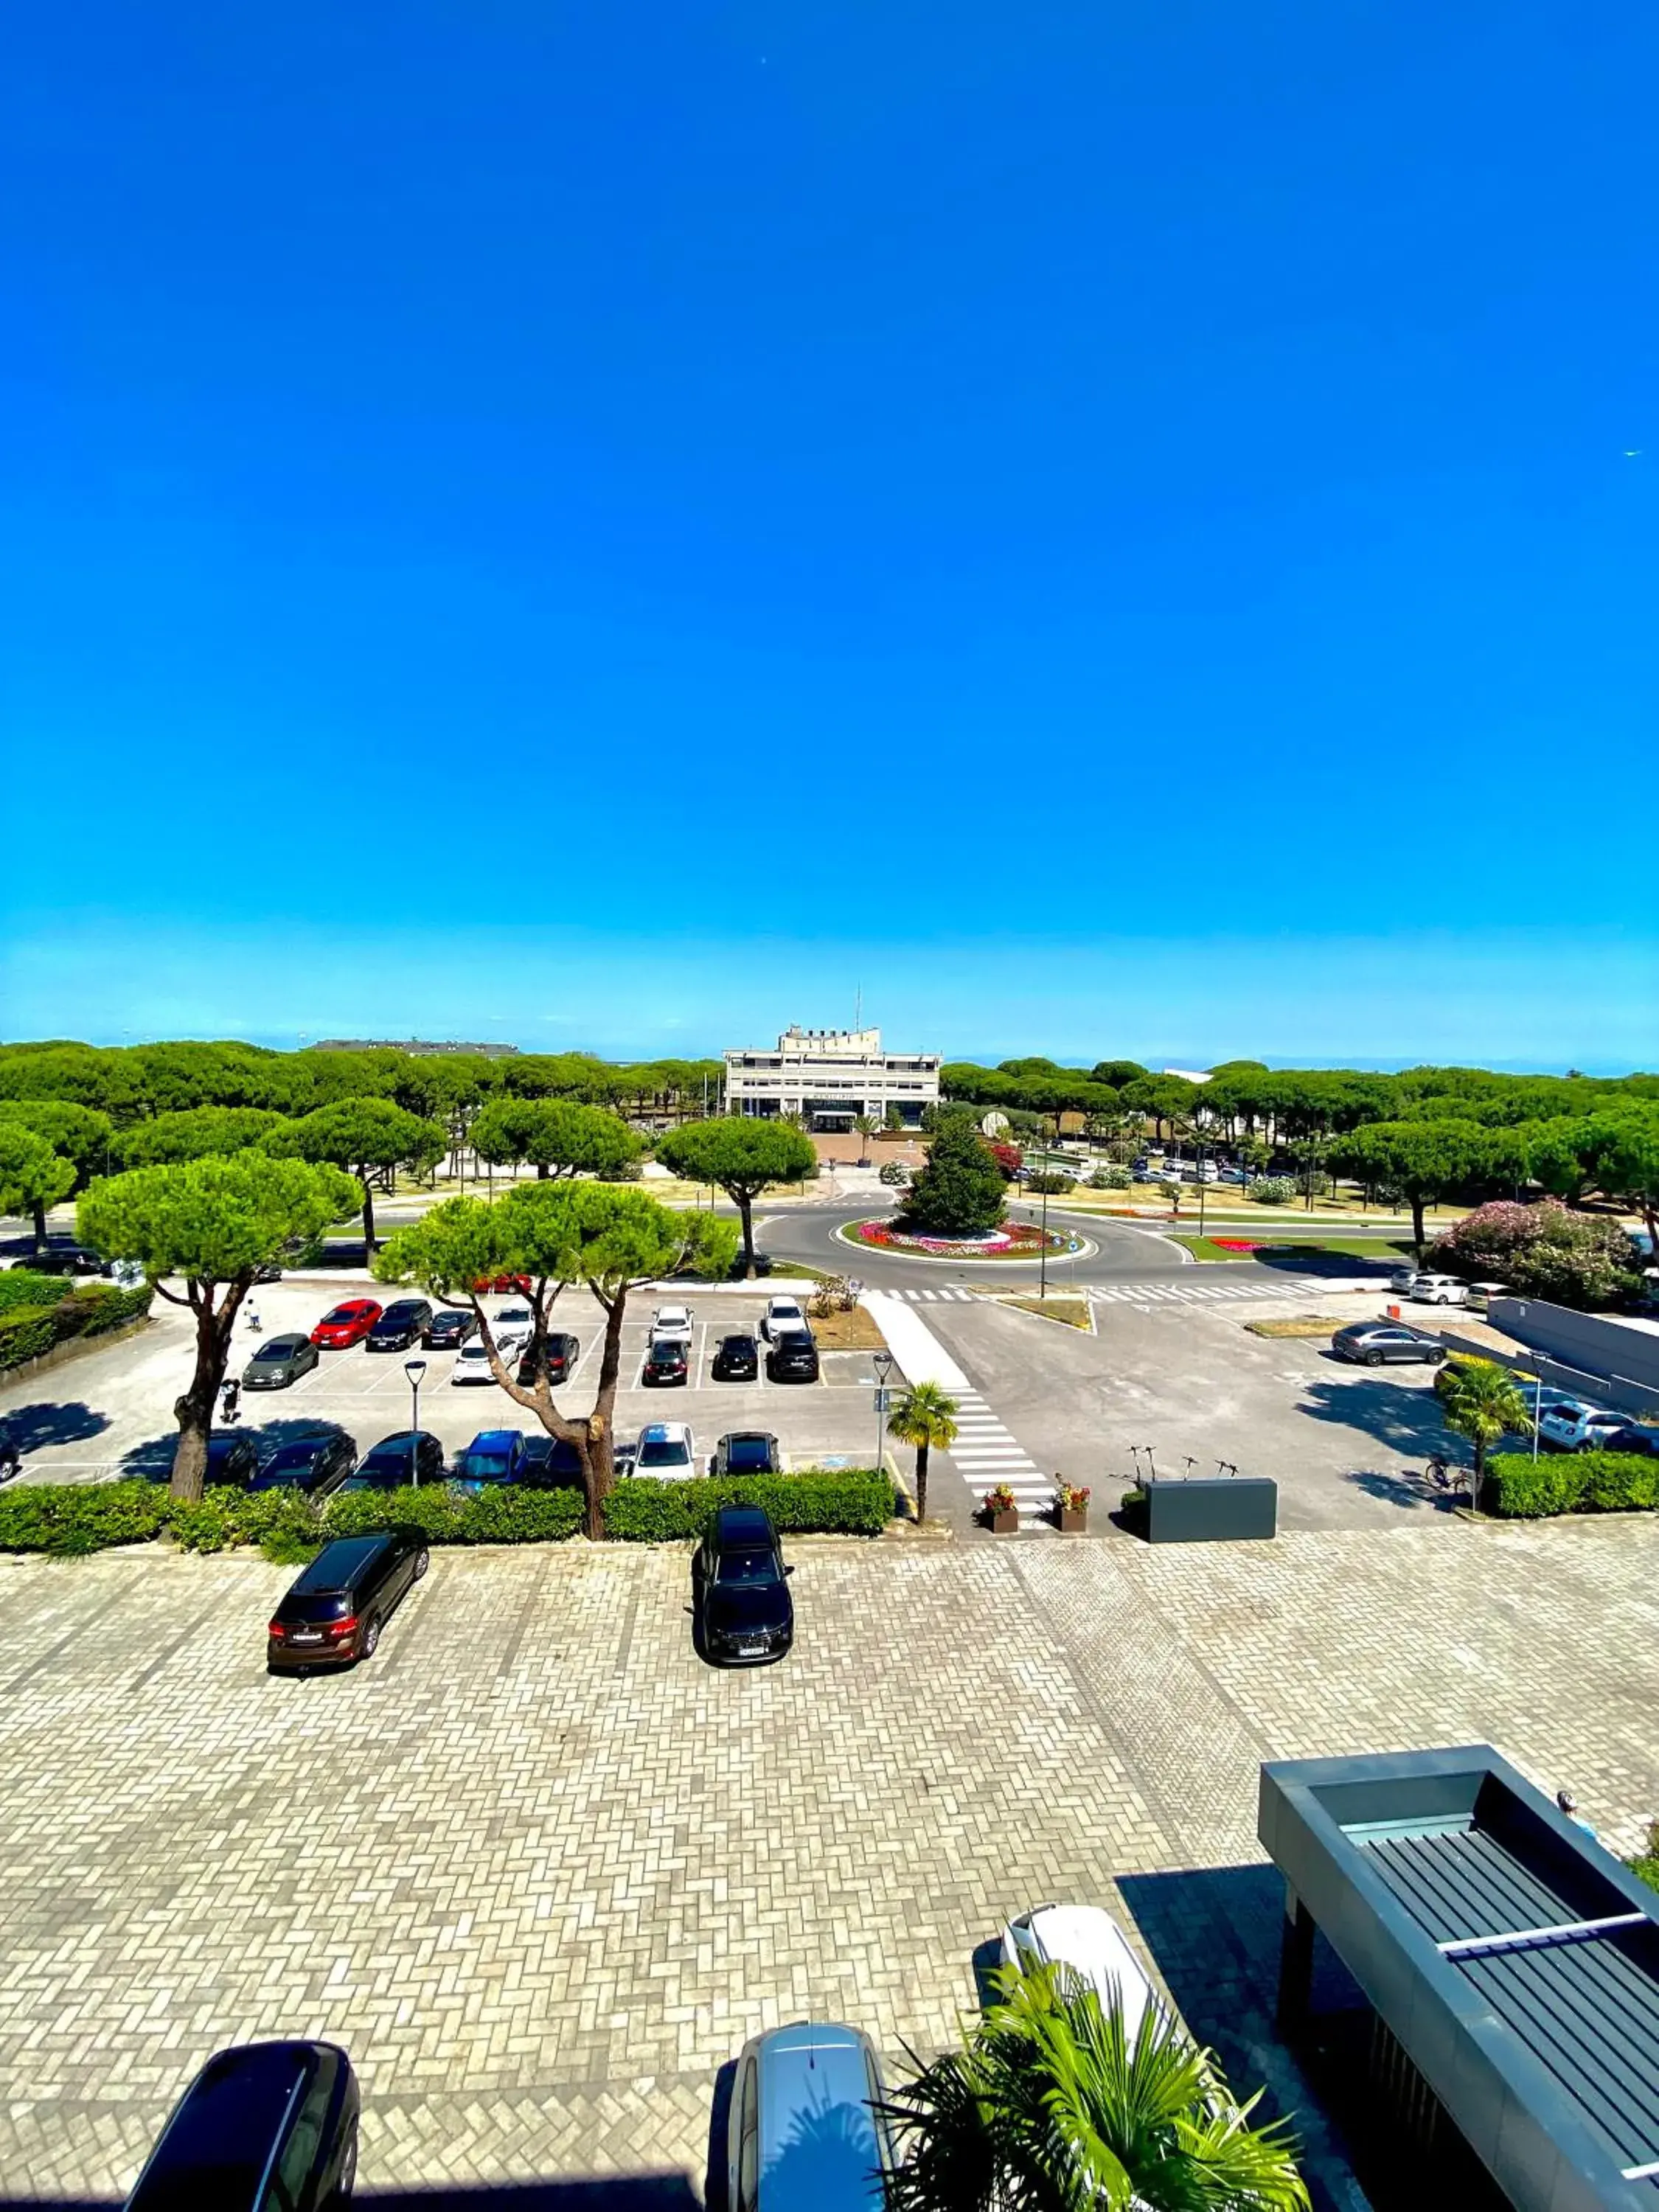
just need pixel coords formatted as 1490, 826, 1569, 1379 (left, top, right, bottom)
1244, 1244, 1408, 1279
0, 1401, 111, 1453
1295, 1370, 1453, 1460
1344, 1466, 1466, 1512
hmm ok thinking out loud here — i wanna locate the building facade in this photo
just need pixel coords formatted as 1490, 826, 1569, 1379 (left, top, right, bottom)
723, 1027, 941, 1128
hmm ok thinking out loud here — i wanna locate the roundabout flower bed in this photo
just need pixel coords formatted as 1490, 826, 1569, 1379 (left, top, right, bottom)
841, 1218, 1085, 1261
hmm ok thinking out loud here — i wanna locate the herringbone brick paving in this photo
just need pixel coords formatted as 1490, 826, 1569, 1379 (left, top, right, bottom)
0, 1517, 1654, 2201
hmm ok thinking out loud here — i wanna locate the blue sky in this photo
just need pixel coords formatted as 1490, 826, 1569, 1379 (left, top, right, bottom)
2, 1, 1655, 1068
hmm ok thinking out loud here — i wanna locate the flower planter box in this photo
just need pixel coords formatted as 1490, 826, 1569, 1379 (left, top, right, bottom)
989, 1508, 1020, 1534
1057, 1506, 1088, 1534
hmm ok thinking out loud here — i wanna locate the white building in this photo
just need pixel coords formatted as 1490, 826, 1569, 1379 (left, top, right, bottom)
723, 1026, 941, 1129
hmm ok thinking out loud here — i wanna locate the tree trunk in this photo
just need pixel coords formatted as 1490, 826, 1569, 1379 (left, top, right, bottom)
170, 1282, 246, 1501
915, 1441, 929, 1523
32, 1200, 46, 1255
361, 1178, 376, 1251
1473, 1433, 1488, 1512
537, 1161, 549, 1179
737, 1189, 756, 1279
1411, 1193, 1426, 1262
581, 1293, 628, 1538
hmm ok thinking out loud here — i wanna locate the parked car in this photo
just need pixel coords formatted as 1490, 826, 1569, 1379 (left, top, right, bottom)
633, 1422, 697, 1478
249, 1433, 357, 1498
760, 1297, 805, 1341
450, 1340, 500, 1386
32, 1243, 108, 1276
1538, 1402, 1632, 1453
1407, 1273, 1468, 1307
643, 1335, 690, 1386
712, 1332, 760, 1381
491, 1304, 535, 1354
726, 2020, 894, 2212
202, 1430, 262, 1488
517, 1332, 579, 1387
1001, 1903, 1163, 2042
650, 1303, 695, 1338
341, 1430, 446, 1489
451, 1429, 529, 1493
122, 2039, 360, 2212
521, 1434, 584, 1486
242, 1332, 321, 1391
712, 1431, 781, 1476
472, 1272, 532, 1295
266, 1530, 429, 1671
766, 1327, 820, 1383
697, 1506, 794, 1664
1602, 1422, 1659, 1457
310, 1298, 383, 1349
366, 1298, 434, 1352
424, 1307, 476, 1349
1331, 1321, 1448, 1367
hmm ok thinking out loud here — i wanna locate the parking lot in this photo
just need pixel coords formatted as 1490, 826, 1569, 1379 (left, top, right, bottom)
0, 1276, 902, 1483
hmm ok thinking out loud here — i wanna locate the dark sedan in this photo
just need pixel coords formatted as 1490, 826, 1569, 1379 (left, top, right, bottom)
339, 1429, 447, 1490
765, 1329, 820, 1383
712, 1430, 781, 1476
124, 2039, 360, 2211
249, 1433, 358, 1499
366, 1297, 434, 1352
267, 1530, 429, 1671
695, 1505, 793, 1666
33, 1244, 106, 1277
712, 1332, 759, 1382
424, 1307, 476, 1349
517, 1331, 580, 1386
1331, 1322, 1448, 1367
643, 1337, 689, 1386
521, 1434, 585, 1486
1603, 1422, 1659, 1458
204, 1430, 262, 1488
242, 1332, 321, 1390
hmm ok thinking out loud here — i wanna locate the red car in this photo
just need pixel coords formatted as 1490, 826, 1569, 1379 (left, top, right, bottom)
310, 1298, 383, 1349
472, 1273, 532, 1295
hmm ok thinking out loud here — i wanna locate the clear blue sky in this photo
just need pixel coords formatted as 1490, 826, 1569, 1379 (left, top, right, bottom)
2, 1, 1655, 1069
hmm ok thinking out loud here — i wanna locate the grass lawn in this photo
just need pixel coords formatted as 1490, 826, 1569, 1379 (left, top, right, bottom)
1170, 1236, 1258, 1262
1001, 1295, 1093, 1331
807, 1306, 890, 1350
1245, 1316, 1352, 1338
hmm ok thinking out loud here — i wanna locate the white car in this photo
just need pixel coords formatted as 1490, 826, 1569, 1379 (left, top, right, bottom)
1407, 1273, 1467, 1307
450, 1340, 499, 1386
762, 1297, 806, 1341
632, 1422, 697, 1477
650, 1304, 694, 1339
492, 1304, 534, 1352
1538, 1402, 1630, 1453
1001, 1905, 1163, 2043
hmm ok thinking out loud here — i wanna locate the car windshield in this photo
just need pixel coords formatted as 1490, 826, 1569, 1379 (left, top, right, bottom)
716, 1548, 776, 1584
637, 1437, 689, 1467
262, 1445, 321, 1474
463, 1454, 512, 1479
722, 1337, 754, 1352
724, 1439, 773, 1470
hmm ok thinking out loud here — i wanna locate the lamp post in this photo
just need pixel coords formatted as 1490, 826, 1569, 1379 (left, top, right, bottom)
403, 1358, 428, 1485
872, 1349, 894, 1480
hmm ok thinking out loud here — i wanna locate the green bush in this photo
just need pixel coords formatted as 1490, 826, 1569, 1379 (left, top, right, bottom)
0, 1479, 170, 1557
1485, 1451, 1659, 1519
602, 1470, 894, 1542
169, 1487, 317, 1556
1248, 1177, 1296, 1205
0, 1308, 60, 1371
322, 1484, 585, 1548
0, 1270, 72, 1314
0, 1283, 154, 1374
1023, 1172, 1077, 1195
1089, 1167, 1133, 1190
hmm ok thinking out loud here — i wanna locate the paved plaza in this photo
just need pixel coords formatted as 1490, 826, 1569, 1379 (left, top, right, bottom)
2, 1512, 1655, 2203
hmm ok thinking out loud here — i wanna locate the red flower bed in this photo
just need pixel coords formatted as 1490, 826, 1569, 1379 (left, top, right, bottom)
1211, 1237, 1260, 1252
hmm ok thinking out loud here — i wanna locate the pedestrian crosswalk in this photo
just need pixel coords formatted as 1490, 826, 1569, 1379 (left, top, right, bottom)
887, 1278, 1318, 1307
940, 1388, 1053, 1524
888, 1287, 978, 1302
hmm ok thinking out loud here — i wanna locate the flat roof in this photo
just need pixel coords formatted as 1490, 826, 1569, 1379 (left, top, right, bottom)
1259, 1745, 1659, 2211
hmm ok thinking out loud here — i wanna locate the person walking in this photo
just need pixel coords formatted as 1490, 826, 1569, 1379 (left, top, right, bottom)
220, 1377, 241, 1425
245, 1298, 262, 1334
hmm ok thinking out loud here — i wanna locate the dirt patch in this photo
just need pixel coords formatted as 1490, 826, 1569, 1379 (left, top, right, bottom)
1001, 1296, 1093, 1332
1243, 1317, 1349, 1338
808, 1306, 890, 1351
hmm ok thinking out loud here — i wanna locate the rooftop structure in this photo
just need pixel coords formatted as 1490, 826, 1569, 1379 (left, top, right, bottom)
723, 1026, 940, 1130
309, 1040, 521, 1057
1260, 1743, 1659, 2211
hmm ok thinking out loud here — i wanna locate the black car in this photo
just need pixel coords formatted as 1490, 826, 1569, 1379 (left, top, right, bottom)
33, 1244, 106, 1277
712, 1332, 759, 1382
204, 1430, 262, 1488
643, 1336, 689, 1386
339, 1429, 447, 1489
1331, 1322, 1447, 1367
424, 1307, 476, 1349
712, 1430, 781, 1476
366, 1298, 434, 1352
695, 1505, 793, 1666
1603, 1422, 1659, 1457
520, 1433, 582, 1485
124, 2039, 360, 2211
765, 1328, 820, 1383
250, 1433, 358, 1498
267, 1529, 429, 1670
517, 1331, 580, 1386
242, 1332, 321, 1390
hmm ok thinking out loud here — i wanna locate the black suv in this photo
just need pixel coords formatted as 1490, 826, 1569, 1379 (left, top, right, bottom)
267, 1529, 429, 1671
765, 1328, 820, 1383
695, 1505, 793, 1666
367, 1298, 434, 1352
712, 1430, 781, 1476
249, 1433, 358, 1498
201, 1430, 262, 1488
125, 2039, 360, 2211
643, 1336, 689, 1386
341, 1430, 447, 1489
712, 1332, 759, 1381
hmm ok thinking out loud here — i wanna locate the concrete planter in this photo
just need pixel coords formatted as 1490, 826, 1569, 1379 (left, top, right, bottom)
1057, 1506, 1088, 1534
988, 1508, 1019, 1534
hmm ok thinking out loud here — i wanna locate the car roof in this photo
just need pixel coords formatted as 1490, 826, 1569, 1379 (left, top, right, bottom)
639, 1422, 689, 1441
1023, 1905, 1157, 2037
378, 1297, 427, 1313
259, 1332, 307, 1350
751, 2023, 880, 2204
714, 1504, 775, 1544
263, 1438, 330, 1464
127, 2040, 333, 2211
467, 1430, 520, 1450
327, 1299, 376, 1313
720, 1329, 757, 1342
291, 1536, 391, 1591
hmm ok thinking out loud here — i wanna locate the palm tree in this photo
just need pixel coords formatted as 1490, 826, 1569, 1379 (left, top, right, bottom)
882, 1962, 1310, 2212
887, 1380, 959, 1524
853, 1113, 880, 1166
1437, 1355, 1531, 1507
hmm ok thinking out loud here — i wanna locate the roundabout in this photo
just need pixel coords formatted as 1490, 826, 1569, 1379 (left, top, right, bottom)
834, 1216, 1094, 1267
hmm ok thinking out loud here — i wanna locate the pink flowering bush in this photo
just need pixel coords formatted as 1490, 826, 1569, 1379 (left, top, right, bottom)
1427, 1200, 1639, 1311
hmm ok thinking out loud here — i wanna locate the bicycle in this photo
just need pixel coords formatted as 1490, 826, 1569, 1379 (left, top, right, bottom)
1423, 1454, 1463, 1497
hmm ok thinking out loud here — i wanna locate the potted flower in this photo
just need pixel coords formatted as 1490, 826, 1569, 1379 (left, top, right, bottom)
981, 1483, 1020, 1534
1055, 1481, 1090, 1534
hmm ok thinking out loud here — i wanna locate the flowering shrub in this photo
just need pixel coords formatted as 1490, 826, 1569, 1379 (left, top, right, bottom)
878, 1161, 911, 1187
1427, 1200, 1640, 1311
982, 1484, 1019, 1516
1213, 1237, 1261, 1251
1057, 1482, 1091, 1511
1248, 1177, 1296, 1205
990, 1143, 1023, 1180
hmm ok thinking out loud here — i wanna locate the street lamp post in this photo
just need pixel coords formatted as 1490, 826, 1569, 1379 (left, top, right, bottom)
403, 1358, 428, 1485
872, 1349, 894, 1481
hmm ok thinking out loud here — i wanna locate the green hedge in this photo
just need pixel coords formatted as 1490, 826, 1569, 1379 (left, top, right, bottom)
1486, 1451, 1659, 1519
0, 1479, 171, 1556
0, 1283, 154, 1375
0, 1270, 72, 1315
602, 1470, 894, 1542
